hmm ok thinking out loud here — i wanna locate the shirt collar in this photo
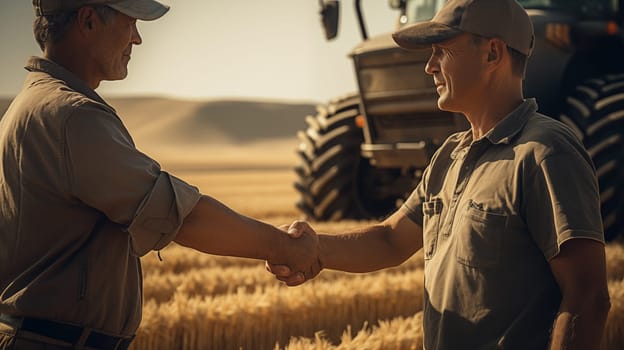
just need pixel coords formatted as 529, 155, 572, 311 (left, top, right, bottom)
450, 130, 473, 159
24, 56, 116, 113
484, 98, 537, 145
450, 99, 537, 159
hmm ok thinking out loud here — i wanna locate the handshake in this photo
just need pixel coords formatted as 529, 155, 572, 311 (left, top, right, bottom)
175, 196, 418, 288
266, 220, 323, 287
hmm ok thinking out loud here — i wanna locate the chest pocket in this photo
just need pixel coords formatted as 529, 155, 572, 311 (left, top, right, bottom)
456, 200, 507, 268
422, 198, 443, 260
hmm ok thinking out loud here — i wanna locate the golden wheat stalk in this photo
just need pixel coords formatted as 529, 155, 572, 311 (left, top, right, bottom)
131, 269, 424, 350
281, 312, 424, 350
141, 249, 425, 303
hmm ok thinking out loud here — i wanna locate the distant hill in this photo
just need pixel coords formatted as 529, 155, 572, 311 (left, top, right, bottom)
0, 96, 316, 146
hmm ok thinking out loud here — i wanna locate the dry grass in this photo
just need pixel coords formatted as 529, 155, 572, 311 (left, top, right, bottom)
133, 238, 624, 350
143, 248, 424, 303
132, 269, 424, 350
606, 243, 624, 281
604, 278, 624, 350
282, 312, 424, 350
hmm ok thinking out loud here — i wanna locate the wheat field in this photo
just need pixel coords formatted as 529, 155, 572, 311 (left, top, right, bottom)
133, 240, 624, 350
128, 165, 624, 350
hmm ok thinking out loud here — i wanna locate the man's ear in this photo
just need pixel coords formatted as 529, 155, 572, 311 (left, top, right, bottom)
487, 50, 497, 62
486, 38, 506, 68
76, 7, 98, 35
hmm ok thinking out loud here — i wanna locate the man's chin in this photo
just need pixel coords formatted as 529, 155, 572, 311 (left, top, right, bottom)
437, 98, 461, 113
437, 98, 451, 112
106, 71, 129, 81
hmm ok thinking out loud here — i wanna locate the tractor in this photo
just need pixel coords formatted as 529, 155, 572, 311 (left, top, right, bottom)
294, 0, 624, 240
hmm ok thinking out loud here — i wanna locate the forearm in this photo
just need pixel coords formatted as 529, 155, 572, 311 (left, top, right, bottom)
174, 195, 283, 262
549, 295, 611, 350
319, 224, 414, 273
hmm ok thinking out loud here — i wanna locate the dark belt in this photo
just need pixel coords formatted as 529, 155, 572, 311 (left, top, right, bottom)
0, 314, 134, 350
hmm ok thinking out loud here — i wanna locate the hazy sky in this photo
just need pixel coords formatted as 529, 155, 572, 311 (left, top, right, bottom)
0, 1, 397, 102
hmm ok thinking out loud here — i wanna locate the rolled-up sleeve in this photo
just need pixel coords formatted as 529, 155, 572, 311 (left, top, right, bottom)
64, 103, 201, 256
127, 172, 200, 256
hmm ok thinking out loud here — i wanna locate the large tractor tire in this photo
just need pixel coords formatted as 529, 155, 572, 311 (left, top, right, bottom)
294, 94, 399, 221
560, 74, 624, 241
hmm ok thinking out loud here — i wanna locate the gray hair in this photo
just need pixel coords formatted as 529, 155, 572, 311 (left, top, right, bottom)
33, 5, 117, 51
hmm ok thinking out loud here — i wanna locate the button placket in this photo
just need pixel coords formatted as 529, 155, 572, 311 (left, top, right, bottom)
441, 144, 482, 236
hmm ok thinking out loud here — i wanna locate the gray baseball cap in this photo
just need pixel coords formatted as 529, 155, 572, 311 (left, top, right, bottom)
392, 0, 534, 56
33, 0, 170, 21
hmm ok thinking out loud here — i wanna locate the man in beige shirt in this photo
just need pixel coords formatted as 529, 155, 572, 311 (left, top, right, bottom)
269, 0, 611, 349
0, 1, 319, 349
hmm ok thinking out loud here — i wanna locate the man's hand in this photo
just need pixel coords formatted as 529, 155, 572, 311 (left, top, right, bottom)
266, 221, 323, 286
265, 210, 424, 284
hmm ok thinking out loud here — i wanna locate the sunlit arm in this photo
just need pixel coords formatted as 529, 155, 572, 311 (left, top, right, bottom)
174, 195, 318, 270
318, 209, 423, 273
548, 239, 611, 350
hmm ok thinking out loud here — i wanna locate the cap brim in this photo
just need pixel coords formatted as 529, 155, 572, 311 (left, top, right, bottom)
392, 22, 463, 50
109, 0, 169, 21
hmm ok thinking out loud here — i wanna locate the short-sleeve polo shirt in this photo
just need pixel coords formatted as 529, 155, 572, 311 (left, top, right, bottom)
400, 99, 604, 349
0, 57, 201, 336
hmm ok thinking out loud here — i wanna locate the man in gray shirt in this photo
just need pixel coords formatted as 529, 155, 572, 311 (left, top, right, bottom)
0, 1, 319, 349
269, 0, 611, 349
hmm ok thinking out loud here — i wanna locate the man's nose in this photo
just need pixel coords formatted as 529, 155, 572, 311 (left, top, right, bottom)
132, 23, 142, 45
425, 52, 438, 75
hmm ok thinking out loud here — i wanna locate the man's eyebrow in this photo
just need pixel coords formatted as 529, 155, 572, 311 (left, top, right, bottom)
435, 39, 458, 47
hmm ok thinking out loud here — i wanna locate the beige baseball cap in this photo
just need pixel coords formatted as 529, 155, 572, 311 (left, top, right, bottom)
392, 0, 534, 56
33, 0, 170, 21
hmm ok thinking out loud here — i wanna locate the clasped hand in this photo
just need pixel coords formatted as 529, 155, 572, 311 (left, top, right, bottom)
266, 221, 322, 286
